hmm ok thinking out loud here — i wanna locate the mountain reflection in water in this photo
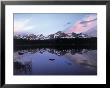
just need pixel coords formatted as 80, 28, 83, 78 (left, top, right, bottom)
14, 48, 97, 75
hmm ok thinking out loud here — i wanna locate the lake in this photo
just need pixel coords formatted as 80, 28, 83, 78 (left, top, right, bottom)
14, 48, 97, 75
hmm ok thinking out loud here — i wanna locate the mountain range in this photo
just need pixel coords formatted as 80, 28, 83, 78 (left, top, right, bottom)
14, 31, 96, 40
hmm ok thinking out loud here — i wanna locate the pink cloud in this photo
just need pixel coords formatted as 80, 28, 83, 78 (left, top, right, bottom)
66, 15, 97, 34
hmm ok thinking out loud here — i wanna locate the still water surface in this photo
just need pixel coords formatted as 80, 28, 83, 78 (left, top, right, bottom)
14, 48, 97, 75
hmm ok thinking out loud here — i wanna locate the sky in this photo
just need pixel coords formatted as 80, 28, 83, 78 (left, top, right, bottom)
14, 13, 97, 36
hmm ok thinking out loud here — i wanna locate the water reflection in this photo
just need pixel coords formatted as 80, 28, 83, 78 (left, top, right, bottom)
15, 48, 91, 56
14, 48, 97, 75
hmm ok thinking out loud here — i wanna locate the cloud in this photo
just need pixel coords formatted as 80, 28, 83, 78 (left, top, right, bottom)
66, 14, 97, 34
14, 18, 35, 33
80, 18, 97, 24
